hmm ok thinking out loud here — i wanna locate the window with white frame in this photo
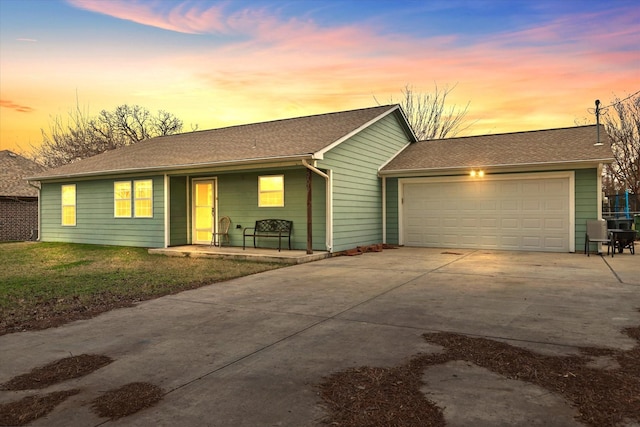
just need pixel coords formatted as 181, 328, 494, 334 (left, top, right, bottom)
61, 184, 76, 226
114, 181, 132, 218
134, 180, 153, 217
258, 175, 284, 207
114, 179, 153, 218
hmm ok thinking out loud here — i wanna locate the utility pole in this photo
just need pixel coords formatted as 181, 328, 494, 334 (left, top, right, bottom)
594, 99, 602, 145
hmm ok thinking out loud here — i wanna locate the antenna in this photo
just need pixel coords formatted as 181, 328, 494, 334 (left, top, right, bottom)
594, 99, 603, 146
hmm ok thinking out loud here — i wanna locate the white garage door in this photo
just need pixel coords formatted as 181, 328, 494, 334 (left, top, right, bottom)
402, 174, 571, 252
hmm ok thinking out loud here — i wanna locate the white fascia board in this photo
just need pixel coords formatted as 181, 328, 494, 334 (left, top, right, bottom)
28, 155, 313, 182
379, 159, 614, 177
313, 105, 412, 159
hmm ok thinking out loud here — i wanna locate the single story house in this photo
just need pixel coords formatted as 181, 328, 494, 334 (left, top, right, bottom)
0, 150, 47, 241
27, 105, 612, 253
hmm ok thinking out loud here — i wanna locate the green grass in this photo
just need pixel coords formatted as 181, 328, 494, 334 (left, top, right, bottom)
0, 242, 283, 333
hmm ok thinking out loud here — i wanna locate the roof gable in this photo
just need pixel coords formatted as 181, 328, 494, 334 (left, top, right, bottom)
0, 151, 47, 197
30, 105, 405, 180
381, 125, 614, 175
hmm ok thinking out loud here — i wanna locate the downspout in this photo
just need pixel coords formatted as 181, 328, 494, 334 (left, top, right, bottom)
28, 181, 41, 241
597, 164, 603, 220
164, 174, 170, 248
382, 176, 386, 244
302, 159, 332, 253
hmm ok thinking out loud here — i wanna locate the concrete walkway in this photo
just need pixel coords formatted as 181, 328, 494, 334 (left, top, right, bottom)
1, 248, 639, 426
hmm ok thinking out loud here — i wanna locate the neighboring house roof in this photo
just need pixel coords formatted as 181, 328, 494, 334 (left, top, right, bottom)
380, 124, 614, 176
0, 150, 47, 197
29, 105, 412, 180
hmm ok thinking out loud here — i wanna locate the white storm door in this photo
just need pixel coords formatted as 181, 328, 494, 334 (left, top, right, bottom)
193, 179, 217, 245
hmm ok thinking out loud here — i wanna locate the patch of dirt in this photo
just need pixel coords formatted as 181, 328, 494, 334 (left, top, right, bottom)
319, 325, 640, 427
1, 354, 113, 391
0, 389, 80, 426
0, 281, 219, 336
0, 293, 138, 335
319, 353, 450, 426
90, 382, 164, 420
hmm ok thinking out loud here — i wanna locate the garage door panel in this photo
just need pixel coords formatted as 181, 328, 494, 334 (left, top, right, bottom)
480, 218, 498, 228
501, 218, 518, 229
522, 236, 542, 247
522, 218, 541, 229
402, 176, 570, 252
545, 199, 566, 211
545, 218, 564, 230
501, 200, 518, 211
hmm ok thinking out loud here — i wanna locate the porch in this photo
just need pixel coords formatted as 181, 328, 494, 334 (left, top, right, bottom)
148, 245, 330, 265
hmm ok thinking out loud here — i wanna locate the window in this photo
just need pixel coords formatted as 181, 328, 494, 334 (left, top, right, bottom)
61, 184, 76, 226
114, 181, 132, 218
134, 180, 153, 218
114, 180, 153, 218
258, 175, 284, 207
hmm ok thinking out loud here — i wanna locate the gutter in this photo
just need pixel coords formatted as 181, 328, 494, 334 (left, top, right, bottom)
379, 158, 615, 177
26, 154, 312, 181
301, 159, 332, 253
27, 181, 42, 241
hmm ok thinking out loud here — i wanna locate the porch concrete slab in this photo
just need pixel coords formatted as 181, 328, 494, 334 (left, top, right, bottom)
148, 245, 329, 265
1, 248, 639, 426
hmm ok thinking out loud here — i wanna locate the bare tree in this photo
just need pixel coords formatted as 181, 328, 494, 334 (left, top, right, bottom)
32, 103, 185, 168
378, 83, 473, 140
602, 92, 640, 210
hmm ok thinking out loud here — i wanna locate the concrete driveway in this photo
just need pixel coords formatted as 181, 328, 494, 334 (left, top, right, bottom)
1, 248, 639, 426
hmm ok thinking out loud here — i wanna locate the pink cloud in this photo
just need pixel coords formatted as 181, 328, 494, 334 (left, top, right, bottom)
0, 100, 35, 113
63, 0, 638, 135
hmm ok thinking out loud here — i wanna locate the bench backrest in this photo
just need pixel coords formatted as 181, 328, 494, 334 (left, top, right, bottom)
255, 219, 292, 233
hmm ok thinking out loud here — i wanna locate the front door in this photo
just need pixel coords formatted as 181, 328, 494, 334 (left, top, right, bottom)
192, 179, 217, 245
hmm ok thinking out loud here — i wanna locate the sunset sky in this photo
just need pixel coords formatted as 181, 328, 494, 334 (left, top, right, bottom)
1, 0, 638, 155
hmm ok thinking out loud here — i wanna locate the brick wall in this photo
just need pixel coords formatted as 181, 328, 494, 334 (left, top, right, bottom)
0, 197, 39, 241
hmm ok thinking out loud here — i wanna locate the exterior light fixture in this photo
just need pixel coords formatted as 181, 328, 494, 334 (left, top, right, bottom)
470, 169, 485, 177
470, 170, 476, 177
478, 170, 485, 177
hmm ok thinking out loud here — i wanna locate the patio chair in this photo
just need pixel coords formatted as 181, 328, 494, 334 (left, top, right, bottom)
584, 219, 612, 257
211, 216, 231, 247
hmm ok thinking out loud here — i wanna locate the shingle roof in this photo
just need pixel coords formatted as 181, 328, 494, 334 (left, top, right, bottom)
0, 150, 47, 197
30, 105, 403, 180
380, 125, 613, 174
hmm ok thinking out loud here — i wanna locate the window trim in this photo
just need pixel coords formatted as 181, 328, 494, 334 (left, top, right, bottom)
61, 184, 76, 226
114, 179, 154, 218
258, 175, 284, 207
114, 181, 132, 218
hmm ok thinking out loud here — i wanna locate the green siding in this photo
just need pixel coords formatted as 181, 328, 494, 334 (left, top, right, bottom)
213, 169, 327, 250
385, 177, 400, 244
319, 112, 411, 252
169, 176, 188, 246
41, 176, 165, 247
575, 168, 599, 252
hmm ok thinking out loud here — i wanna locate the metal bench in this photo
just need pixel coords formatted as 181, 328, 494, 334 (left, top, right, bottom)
243, 219, 293, 251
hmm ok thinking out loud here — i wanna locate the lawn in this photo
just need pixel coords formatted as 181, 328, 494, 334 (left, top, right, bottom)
0, 242, 283, 335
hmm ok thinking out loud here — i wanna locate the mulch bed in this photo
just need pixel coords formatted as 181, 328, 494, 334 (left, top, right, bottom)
1, 354, 113, 390
319, 324, 640, 427
0, 293, 138, 336
0, 389, 80, 426
90, 382, 164, 420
